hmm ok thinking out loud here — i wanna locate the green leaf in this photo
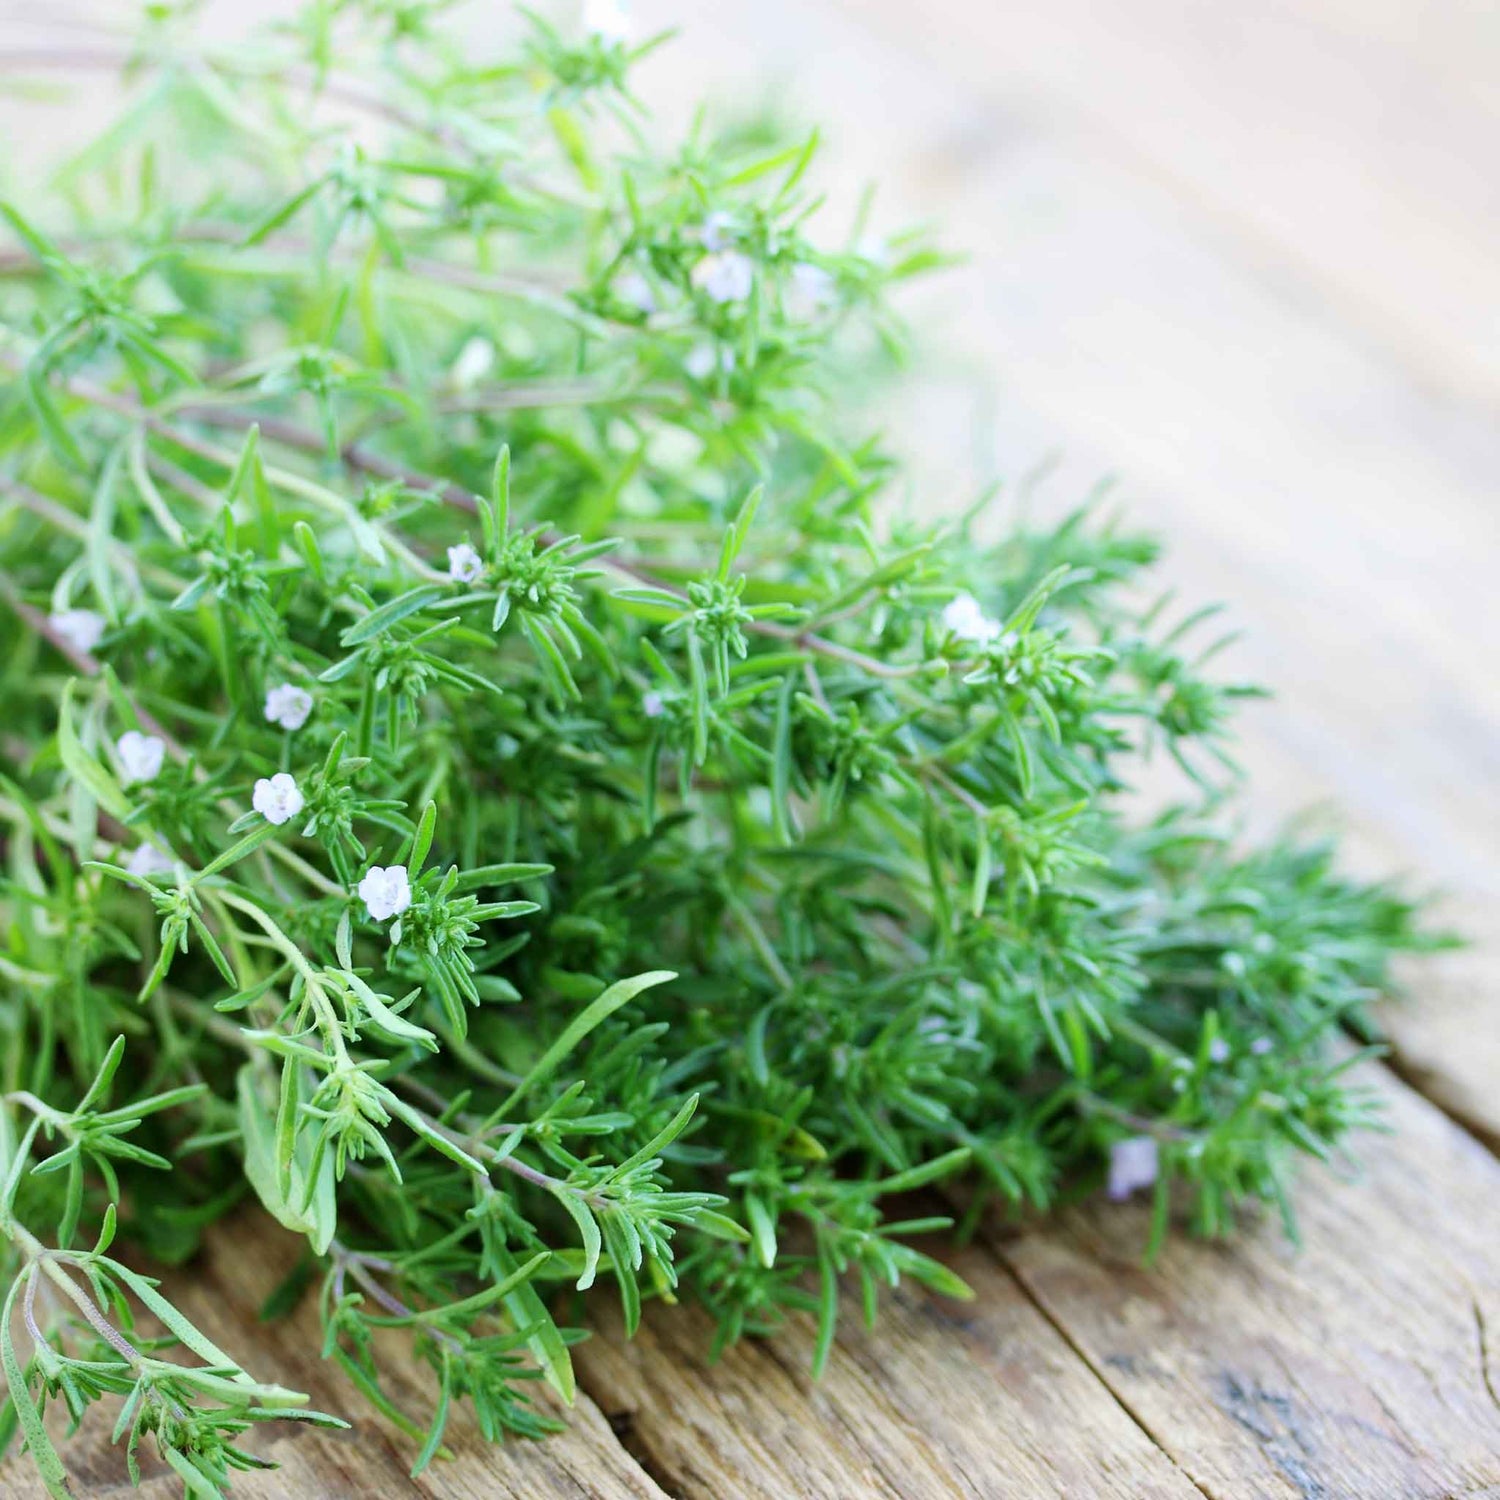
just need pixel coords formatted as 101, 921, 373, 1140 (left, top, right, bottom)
0, 1274, 73, 1499
493, 971, 676, 1120
410, 1358, 451, 1479
341, 972, 437, 1052
386, 1095, 486, 1175
57, 681, 131, 821
716, 484, 763, 581
87, 445, 124, 623
339, 585, 445, 646
489, 1245, 575, 1405
237, 1066, 336, 1256
451, 862, 553, 891
196, 820, 279, 881
606, 1093, 699, 1180
406, 799, 436, 876
242, 176, 326, 246
103, 1256, 303, 1399
76, 1034, 126, 1113
485, 445, 511, 546
551, 1190, 603, 1291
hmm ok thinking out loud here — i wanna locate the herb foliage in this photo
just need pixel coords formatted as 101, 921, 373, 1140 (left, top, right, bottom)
0, 2, 1438, 1492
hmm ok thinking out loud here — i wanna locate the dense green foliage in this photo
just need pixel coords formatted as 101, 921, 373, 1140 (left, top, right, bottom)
0, 2, 1437, 1492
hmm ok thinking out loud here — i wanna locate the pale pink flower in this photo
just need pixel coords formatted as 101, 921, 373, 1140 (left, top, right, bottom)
1107, 1136, 1159, 1200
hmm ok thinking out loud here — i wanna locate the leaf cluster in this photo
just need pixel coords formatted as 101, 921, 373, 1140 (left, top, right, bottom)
0, 2, 1443, 1494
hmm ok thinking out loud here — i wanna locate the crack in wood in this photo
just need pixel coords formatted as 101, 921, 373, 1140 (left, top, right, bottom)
1475, 1299, 1500, 1418
603, 1407, 689, 1500
982, 1250, 1217, 1500
1375, 1042, 1500, 1162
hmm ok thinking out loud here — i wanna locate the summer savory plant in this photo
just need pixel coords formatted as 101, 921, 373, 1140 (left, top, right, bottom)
0, 0, 1438, 1493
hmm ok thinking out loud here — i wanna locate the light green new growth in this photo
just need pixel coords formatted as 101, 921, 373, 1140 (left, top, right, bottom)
0, 2, 1441, 1494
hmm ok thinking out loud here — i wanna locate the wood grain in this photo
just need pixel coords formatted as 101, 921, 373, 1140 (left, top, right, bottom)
577, 1243, 1202, 1499
995, 1060, 1500, 1500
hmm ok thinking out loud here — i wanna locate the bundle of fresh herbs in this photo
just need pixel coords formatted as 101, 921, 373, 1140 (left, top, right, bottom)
0, 2, 1437, 1493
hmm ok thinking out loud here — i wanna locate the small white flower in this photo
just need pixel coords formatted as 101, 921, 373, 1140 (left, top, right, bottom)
691, 250, 755, 305
1207, 1036, 1231, 1064
1250, 1036, 1274, 1056
1107, 1135, 1159, 1201
615, 269, 657, 315
451, 336, 495, 389
698, 211, 736, 252
50, 609, 106, 657
447, 542, 485, 585
941, 592, 1002, 647
642, 689, 665, 719
126, 845, 174, 879
116, 730, 165, 786
264, 683, 314, 732
358, 864, 412, 923
583, 0, 630, 44
786, 262, 836, 319
252, 772, 305, 827
684, 341, 735, 381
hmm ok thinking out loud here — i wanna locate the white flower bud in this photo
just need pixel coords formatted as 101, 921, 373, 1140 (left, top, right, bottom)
252, 772, 304, 827
50, 609, 106, 657
126, 845, 174, 878
691, 250, 754, 305
941, 592, 1002, 646
786, 262, 836, 319
698, 212, 735, 252
684, 342, 735, 381
116, 730, 165, 786
447, 542, 485, 584
358, 864, 412, 923
264, 683, 314, 732
615, 269, 657, 314
451, 336, 495, 389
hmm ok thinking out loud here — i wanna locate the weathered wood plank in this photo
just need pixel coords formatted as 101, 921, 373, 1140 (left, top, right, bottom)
992, 1062, 1500, 1499
837, 0, 1500, 412
577, 1241, 1204, 1498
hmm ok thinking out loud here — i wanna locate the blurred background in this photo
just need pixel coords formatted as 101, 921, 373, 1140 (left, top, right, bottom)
2, 0, 1497, 1130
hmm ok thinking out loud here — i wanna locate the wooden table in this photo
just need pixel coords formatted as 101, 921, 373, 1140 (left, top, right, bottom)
4, 1, 1498, 1494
